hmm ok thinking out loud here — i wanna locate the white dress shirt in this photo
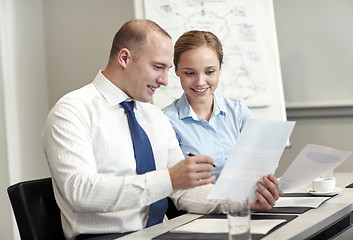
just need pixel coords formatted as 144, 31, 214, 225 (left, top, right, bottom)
42, 71, 226, 240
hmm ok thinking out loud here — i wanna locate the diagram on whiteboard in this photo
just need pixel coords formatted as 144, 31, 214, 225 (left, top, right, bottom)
144, 0, 276, 109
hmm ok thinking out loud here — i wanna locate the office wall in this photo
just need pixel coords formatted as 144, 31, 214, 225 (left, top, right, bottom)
276, 116, 353, 176
274, 0, 353, 108
43, 0, 136, 107
0, 0, 50, 239
0, 24, 12, 240
273, 0, 353, 176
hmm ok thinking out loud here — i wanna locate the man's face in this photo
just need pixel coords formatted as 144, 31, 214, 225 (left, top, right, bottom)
125, 32, 173, 102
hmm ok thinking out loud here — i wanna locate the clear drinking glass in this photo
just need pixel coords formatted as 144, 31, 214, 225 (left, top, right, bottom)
226, 197, 251, 240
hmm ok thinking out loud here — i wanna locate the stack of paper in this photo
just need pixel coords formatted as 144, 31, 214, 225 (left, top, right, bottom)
171, 218, 286, 235
274, 197, 330, 208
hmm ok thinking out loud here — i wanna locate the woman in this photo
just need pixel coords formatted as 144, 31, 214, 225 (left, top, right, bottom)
163, 30, 282, 211
163, 30, 253, 181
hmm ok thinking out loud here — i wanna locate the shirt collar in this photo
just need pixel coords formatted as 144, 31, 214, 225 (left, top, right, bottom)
176, 92, 226, 120
213, 93, 227, 116
93, 70, 135, 108
176, 93, 192, 119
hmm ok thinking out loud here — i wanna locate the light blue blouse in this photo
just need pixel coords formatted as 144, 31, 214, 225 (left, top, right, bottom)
163, 93, 253, 181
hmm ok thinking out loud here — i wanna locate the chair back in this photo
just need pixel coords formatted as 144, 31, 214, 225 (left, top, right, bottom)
7, 177, 66, 240
166, 197, 187, 219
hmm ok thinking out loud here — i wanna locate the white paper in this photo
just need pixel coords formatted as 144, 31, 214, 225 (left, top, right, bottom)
274, 197, 330, 208
278, 144, 352, 193
208, 119, 295, 201
171, 218, 286, 235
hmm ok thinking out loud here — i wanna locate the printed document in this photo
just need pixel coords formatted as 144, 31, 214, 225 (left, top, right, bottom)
278, 144, 352, 193
208, 119, 295, 202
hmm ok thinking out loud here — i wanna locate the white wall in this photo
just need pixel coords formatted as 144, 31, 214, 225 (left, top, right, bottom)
276, 116, 353, 177
0, 15, 13, 239
274, 0, 353, 107
273, 0, 353, 176
0, 0, 50, 239
43, 0, 136, 107
0, 2, 18, 239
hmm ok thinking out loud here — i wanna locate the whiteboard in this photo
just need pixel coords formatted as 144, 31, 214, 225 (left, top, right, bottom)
142, 0, 286, 121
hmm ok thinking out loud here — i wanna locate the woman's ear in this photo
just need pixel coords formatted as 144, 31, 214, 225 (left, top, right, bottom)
117, 48, 131, 68
175, 66, 180, 77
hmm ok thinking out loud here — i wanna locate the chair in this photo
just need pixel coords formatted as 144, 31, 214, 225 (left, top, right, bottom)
7, 177, 66, 240
165, 197, 187, 219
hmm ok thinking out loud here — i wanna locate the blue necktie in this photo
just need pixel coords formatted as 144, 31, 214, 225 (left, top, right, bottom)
120, 101, 168, 227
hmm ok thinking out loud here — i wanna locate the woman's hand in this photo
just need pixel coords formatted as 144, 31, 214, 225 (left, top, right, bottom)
250, 174, 283, 211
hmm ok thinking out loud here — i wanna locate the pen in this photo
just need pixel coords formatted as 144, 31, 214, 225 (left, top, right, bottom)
186, 152, 216, 168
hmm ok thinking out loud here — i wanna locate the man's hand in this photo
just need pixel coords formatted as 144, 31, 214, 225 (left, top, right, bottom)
250, 174, 283, 211
168, 155, 216, 191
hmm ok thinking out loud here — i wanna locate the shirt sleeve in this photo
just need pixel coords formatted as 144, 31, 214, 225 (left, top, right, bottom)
42, 100, 173, 213
239, 101, 254, 132
170, 184, 227, 214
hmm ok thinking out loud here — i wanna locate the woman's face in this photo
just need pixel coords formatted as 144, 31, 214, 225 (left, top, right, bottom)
175, 46, 221, 106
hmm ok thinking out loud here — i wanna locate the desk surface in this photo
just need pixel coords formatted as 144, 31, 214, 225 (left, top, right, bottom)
119, 172, 353, 240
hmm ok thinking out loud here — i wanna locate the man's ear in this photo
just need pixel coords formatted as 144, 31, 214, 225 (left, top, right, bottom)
117, 48, 131, 68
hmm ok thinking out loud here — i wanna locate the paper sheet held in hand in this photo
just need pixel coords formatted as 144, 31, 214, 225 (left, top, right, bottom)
278, 144, 352, 193
208, 119, 295, 202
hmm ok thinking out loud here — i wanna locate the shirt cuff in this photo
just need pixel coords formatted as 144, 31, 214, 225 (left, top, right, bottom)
146, 169, 173, 203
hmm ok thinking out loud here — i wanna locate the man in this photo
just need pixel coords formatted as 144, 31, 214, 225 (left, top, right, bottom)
42, 19, 281, 240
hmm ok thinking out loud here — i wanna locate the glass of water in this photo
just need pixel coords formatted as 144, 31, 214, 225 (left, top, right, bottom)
226, 197, 251, 240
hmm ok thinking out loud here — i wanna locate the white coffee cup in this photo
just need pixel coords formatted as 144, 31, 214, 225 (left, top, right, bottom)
312, 177, 336, 192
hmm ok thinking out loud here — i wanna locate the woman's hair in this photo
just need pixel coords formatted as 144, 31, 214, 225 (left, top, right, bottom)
174, 30, 223, 69
109, 19, 171, 61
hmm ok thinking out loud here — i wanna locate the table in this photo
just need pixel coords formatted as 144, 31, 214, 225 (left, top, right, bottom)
263, 172, 353, 239
119, 172, 353, 240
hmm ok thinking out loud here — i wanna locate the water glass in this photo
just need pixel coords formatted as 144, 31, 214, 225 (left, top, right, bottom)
226, 198, 251, 240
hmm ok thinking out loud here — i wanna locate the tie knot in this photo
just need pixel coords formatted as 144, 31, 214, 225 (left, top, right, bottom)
120, 101, 134, 112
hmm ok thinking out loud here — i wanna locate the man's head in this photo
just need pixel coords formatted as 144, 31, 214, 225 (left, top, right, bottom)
109, 19, 171, 62
104, 19, 173, 102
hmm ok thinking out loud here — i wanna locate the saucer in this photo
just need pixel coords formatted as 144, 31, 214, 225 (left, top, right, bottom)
307, 187, 343, 196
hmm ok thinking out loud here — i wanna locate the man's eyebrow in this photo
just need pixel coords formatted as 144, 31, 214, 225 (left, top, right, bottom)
153, 62, 173, 69
152, 62, 167, 66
